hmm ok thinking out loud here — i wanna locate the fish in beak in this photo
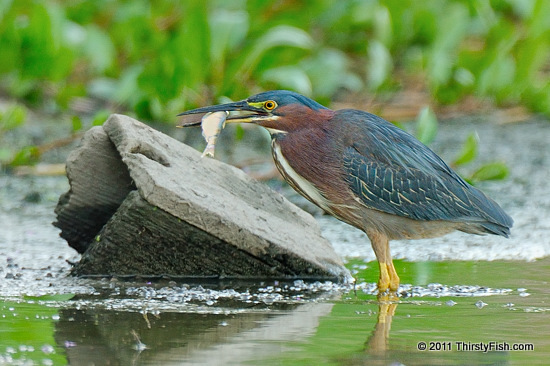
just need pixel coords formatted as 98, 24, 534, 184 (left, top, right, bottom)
177, 100, 270, 127
177, 100, 269, 158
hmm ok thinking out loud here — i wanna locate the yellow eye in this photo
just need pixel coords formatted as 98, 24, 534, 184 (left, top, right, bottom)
264, 100, 277, 110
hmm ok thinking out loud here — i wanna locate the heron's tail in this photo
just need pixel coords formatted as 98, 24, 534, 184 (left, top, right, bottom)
460, 186, 513, 238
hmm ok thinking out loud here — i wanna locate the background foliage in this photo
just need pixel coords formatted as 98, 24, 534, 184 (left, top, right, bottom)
0, 0, 547, 174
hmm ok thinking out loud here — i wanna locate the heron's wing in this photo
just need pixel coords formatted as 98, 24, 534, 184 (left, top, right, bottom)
338, 110, 512, 234
343, 145, 474, 221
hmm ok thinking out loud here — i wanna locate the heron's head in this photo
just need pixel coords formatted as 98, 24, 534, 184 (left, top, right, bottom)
178, 90, 334, 135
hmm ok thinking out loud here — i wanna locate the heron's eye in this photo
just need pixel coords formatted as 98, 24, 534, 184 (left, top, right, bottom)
264, 100, 277, 110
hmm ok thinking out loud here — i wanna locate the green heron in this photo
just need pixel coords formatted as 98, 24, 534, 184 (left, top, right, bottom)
178, 90, 513, 292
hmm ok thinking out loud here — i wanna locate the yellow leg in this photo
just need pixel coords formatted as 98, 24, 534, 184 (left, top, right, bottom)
387, 259, 400, 292
378, 262, 391, 292
368, 230, 401, 293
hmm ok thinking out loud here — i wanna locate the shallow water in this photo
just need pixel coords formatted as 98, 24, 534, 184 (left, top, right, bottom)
1, 116, 550, 365
1, 260, 548, 365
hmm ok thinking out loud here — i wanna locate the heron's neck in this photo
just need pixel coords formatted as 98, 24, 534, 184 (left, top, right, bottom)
265, 128, 288, 139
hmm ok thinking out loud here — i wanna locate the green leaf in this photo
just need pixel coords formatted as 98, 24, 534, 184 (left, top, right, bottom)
91, 109, 111, 126
176, 2, 210, 90
0, 104, 27, 131
209, 9, 249, 67
453, 132, 478, 166
18, 2, 74, 81
372, 5, 392, 46
478, 55, 516, 98
114, 65, 144, 105
83, 24, 115, 73
454, 67, 475, 87
416, 106, 438, 145
391, 120, 405, 130
237, 25, 314, 78
234, 124, 245, 141
301, 48, 362, 98
261, 66, 312, 96
9, 146, 40, 166
0, 148, 12, 162
71, 115, 82, 133
470, 162, 509, 182
367, 40, 392, 90
426, 3, 469, 86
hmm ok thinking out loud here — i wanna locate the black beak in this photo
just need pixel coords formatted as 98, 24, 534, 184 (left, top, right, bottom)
177, 100, 266, 127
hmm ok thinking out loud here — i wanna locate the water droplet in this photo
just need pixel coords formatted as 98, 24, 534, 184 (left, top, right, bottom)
475, 300, 487, 309
133, 342, 147, 351
64, 341, 77, 348
41, 345, 55, 355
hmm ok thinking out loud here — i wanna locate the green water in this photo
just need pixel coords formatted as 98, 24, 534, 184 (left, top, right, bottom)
1, 259, 548, 365
264, 259, 550, 365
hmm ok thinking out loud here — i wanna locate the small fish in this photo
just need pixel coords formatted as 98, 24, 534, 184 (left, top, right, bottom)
201, 111, 228, 158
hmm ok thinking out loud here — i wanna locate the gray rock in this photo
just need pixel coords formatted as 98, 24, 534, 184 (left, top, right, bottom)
55, 114, 351, 282
54, 126, 135, 254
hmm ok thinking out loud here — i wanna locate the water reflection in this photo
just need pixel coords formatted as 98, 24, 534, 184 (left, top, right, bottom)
48, 278, 533, 365
54, 296, 478, 365
365, 295, 398, 356
4, 288, 532, 365
54, 302, 333, 365
360, 297, 512, 365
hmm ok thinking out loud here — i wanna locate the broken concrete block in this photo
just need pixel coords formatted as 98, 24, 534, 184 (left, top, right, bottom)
54, 126, 135, 254
54, 114, 351, 282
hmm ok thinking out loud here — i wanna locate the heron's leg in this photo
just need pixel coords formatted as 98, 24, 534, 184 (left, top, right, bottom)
367, 231, 391, 292
385, 241, 400, 292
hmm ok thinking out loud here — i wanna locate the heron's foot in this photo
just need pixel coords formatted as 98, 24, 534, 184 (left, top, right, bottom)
377, 262, 400, 294
387, 262, 400, 292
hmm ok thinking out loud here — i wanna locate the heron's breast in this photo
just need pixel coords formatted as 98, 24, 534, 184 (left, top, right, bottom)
271, 139, 334, 214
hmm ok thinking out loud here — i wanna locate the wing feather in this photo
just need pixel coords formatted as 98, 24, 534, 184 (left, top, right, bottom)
336, 110, 513, 235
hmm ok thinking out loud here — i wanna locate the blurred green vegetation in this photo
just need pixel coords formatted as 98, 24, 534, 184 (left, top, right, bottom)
1, 0, 547, 173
